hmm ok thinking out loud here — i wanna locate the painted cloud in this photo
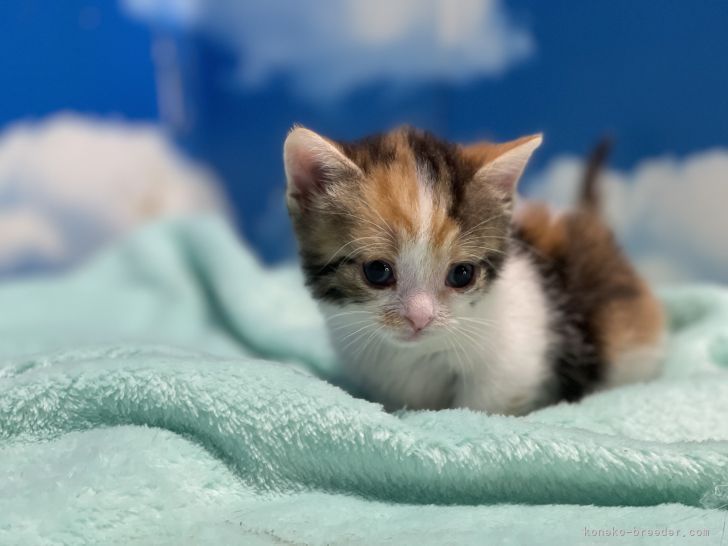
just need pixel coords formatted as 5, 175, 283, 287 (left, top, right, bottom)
123, 0, 534, 99
0, 114, 226, 274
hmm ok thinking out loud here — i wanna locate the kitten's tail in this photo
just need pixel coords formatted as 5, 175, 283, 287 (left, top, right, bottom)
579, 136, 613, 212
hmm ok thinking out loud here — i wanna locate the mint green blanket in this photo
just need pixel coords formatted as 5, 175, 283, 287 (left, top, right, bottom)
1, 216, 727, 545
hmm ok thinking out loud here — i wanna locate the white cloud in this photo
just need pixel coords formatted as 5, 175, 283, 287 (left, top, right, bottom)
0, 209, 66, 269
0, 114, 226, 274
525, 149, 728, 285
123, 0, 533, 99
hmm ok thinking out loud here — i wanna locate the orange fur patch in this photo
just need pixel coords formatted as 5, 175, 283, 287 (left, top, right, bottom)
516, 200, 665, 364
354, 131, 459, 257
599, 285, 665, 361
462, 134, 543, 166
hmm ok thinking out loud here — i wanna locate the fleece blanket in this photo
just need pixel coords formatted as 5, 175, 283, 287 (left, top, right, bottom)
1, 216, 728, 545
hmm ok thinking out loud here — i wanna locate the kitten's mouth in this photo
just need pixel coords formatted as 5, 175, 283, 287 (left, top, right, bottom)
401, 332, 422, 343
378, 322, 438, 346
394, 328, 431, 344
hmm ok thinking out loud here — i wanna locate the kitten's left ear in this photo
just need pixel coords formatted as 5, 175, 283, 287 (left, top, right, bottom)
463, 134, 543, 197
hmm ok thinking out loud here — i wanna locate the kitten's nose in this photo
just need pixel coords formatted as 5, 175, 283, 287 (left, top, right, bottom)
403, 293, 435, 332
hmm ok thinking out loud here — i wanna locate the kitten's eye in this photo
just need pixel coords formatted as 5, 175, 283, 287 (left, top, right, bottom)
446, 263, 476, 288
363, 260, 395, 287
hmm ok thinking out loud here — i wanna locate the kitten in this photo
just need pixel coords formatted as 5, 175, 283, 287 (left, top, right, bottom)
283, 126, 664, 415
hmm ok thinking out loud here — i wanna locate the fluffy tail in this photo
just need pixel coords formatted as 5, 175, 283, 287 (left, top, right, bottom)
579, 136, 613, 212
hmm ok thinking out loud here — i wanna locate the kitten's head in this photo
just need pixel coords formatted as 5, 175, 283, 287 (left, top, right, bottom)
284, 126, 541, 344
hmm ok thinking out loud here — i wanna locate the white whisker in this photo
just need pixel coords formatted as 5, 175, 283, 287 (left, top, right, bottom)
458, 214, 503, 239
325, 309, 371, 321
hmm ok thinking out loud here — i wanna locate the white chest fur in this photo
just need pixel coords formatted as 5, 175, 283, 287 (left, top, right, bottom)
321, 252, 555, 415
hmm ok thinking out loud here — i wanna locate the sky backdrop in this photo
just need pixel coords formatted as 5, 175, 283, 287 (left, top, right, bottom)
1, 0, 727, 281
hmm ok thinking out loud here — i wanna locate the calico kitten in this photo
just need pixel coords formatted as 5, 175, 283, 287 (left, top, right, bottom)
283, 126, 664, 415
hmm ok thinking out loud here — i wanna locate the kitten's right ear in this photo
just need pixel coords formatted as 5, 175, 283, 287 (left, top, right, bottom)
283, 126, 361, 211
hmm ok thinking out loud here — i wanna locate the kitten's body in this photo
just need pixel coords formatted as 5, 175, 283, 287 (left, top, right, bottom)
284, 127, 664, 415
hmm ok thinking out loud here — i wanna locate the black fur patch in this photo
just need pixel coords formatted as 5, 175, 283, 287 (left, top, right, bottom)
301, 255, 355, 281
338, 134, 396, 173
300, 253, 369, 305
404, 127, 477, 218
512, 231, 606, 402
481, 238, 510, 281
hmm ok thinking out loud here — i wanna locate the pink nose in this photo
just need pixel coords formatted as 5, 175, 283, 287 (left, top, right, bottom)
403, 293, 435, 332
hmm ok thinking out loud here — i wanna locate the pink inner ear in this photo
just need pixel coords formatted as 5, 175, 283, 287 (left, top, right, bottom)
487, 165, 521, 195
478, 135, 543, 195
286, 144, 325, 201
